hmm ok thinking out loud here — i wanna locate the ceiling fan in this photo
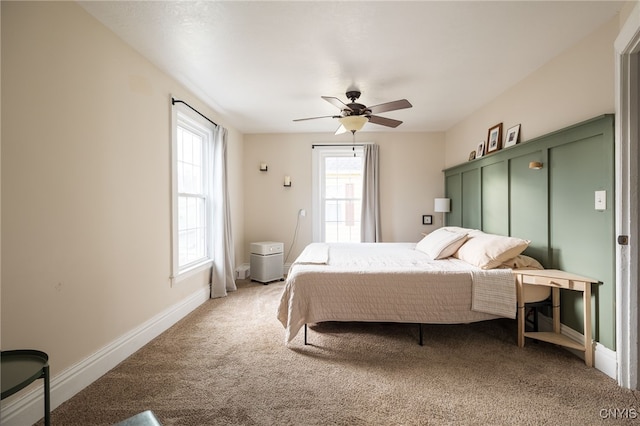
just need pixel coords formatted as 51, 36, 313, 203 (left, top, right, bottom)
294, 90, 412, 134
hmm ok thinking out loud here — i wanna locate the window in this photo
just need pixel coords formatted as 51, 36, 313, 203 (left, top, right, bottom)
312, 146, 364, 242
171, 107, 214, 281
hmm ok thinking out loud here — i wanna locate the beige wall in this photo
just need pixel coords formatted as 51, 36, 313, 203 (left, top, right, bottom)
1, 1, 244, 377
444, 16, 619, 168
620, 1, 639, 26
243, 132, 445, 263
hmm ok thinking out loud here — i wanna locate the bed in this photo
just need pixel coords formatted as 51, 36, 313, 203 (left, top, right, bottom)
276, 227, 550, 345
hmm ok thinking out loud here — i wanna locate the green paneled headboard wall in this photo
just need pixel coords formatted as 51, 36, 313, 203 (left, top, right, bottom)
444, 115, 615, 350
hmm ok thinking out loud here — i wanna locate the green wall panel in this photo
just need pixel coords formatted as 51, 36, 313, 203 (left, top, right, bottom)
509, 151, 548, 265
549, 134, 615, 348
444, 115, 615, 350
481, 161, 509, 235
445, 174, 462, 227
462, 169, 481, 229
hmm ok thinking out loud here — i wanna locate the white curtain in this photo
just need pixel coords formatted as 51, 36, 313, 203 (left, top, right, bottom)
361, 143, 381, 242
210, 125, 236, 297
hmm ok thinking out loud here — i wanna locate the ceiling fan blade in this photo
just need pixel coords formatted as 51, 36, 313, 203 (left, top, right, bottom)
293, 115, 337, 122
367, 99, 412, 114
335, 124, 348, 135
368, 115, 403, 128
322, 96, 352, 111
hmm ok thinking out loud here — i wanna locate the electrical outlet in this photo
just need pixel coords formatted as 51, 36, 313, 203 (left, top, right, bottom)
299, 209, 306, 217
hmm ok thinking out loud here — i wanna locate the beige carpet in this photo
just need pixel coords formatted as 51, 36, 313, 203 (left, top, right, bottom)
42, 280, 639, 425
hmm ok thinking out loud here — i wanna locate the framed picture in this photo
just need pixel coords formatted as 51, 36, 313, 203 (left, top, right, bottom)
422, 215, 433, 225
504, 124, 521, 148
476, 141, 485, 158
486, 123, 503, 154
468, 150, 476, 161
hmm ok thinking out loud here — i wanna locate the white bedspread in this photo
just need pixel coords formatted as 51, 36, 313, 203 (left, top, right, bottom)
277, 243, 516, 343
292, 242, 329, 265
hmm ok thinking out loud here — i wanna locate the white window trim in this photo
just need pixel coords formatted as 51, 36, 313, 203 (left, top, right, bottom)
312, 144, 366, 242
170, 102, 215, 285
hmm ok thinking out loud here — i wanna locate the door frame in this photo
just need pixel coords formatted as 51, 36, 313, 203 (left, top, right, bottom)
615, 2, 640, 390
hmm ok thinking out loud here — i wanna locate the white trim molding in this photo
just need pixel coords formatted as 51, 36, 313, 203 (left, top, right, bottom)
615, 1, 640, 390
0, 287, 210, 426
537, 314, 617, 380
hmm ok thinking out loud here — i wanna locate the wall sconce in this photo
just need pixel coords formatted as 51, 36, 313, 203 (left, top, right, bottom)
259, 162, 268, 172
434, 198, 451, 226
529, 161, 543, 170
284, 176, 291, 187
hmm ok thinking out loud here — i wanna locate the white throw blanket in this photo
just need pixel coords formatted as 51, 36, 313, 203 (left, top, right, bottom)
470, 269, 517, 319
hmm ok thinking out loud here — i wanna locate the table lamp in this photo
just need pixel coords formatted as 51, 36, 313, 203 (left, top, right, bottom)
434, 198, 451, 226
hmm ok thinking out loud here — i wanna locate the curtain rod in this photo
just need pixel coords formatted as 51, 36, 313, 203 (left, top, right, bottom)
171, 97, 218, 127
312, 143, 367, 148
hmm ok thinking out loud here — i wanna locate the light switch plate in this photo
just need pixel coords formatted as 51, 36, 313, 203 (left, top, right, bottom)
595, 190, 606, 210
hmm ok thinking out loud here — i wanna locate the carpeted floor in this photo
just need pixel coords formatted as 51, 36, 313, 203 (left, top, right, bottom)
42, 279, 639, 425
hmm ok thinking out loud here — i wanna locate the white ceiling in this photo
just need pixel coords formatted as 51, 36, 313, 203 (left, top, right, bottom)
79, 1, 624, 134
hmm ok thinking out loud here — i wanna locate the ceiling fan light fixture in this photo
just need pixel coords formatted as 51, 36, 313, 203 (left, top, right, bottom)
339, 115, 368, 132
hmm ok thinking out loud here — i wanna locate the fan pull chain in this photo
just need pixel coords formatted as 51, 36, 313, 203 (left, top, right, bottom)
352, 130, 356, 157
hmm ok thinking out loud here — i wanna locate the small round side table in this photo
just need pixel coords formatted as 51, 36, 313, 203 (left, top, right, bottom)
1, 350, 50, 426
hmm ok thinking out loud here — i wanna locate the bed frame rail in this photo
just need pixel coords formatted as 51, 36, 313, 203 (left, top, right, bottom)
303, 323, 424, 346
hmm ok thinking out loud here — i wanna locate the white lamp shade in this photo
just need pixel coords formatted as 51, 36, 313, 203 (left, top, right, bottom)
434, 198, 451, 213
339, 115, 368, 132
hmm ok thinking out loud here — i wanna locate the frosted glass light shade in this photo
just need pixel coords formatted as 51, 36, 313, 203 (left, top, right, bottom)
339, 115, 368, 132
434, 198, 451, 213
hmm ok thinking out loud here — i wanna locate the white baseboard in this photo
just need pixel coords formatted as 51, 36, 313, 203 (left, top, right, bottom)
0, 287, 210, 426
536, 313, 617, 379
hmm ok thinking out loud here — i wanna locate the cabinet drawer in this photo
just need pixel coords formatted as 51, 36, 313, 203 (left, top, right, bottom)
521, 275, 570, 288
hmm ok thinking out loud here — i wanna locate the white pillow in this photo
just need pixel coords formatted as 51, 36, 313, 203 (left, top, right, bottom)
416, 228, 468, 260
454, 232, 530, 269
499, 254, 544, 270
443, 226, 485, 238
441, 226, 474, 234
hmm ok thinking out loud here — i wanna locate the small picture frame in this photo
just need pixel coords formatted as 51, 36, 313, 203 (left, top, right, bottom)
468, 150, 476, 161
422, 215, 433, 225
504, 124, 521, 148
486, 123, 503, 154
476, 141, 485, 158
